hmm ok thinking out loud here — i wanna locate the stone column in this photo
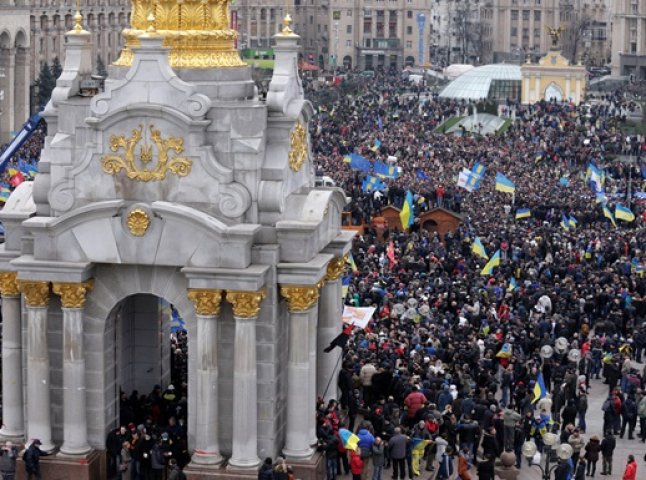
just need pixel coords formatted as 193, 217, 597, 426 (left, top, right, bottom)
308, 284, 321, 446
20, 281, 54, 452
281, 285, 319, 459
187, 289, 224, 465
0, 272, 24, 440
317, 257, 345, 403
52, 281, 93, 455
226, 290, 266, 469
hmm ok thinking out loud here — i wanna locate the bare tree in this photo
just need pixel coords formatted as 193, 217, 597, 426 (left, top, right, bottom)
560, 3, 593, 63
451, 0, 484, 64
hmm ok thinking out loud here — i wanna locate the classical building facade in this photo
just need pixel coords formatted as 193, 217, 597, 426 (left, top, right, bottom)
611, 0, 646, 78
0, 2, 352, 480
324, 0, 433, 71
483, 0, 611, 65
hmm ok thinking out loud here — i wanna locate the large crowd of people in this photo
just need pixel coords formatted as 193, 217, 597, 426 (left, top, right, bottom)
308, 71, 646, 480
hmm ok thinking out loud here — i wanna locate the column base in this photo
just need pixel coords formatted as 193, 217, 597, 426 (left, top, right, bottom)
287, 451, 325, 480
0, 428, 24, 443
282, 445, 315, 461
191, 450, 224, 466
227, 456, 261, 470
184, 462, 256, 480
58, 445, 92, 456
15, 448, 104, 480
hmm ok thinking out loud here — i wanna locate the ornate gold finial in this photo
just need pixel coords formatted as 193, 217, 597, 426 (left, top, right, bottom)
52, 281, 94, 309
226, 290, 266, 318
288, 123, 308, 172
545, 25, 565, 49
281, 12, 295, 36
19, 281, 51, 307
325, 257, 346, 283
114, 0, 246, 69
280, 285, 319, 312
188, 289, 223, 316
69, 0, 88, 34
101, 124, 192, 182
0, 272, 20, 297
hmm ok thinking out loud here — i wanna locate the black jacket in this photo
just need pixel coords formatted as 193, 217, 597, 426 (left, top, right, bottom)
600, 435, 616, 457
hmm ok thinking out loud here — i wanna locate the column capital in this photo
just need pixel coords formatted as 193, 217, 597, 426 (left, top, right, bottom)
19, 281, 50, 307
280, 285, 319, 312
187, 289, 223, 316
226, 290, 266, 318
325, 256, 346, 283
52, 281, 94, 309
0, 272, 20, 297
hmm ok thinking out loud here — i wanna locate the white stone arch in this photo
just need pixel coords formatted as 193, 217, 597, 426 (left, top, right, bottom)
545, 81, 564, 102
82, 264, 199, 448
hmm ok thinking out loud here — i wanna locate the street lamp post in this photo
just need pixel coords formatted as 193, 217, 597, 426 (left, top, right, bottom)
522, 433, 574, 480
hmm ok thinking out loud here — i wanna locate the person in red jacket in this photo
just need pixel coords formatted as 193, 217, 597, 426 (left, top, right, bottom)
622, 454, 637, 480
403, 386, 427, 427
350, 449, 364, 480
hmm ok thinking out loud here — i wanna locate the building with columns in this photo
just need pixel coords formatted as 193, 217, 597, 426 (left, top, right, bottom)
324, 0, 433, 71
0, 1, 352, 478
482, 0, 611, 65
611, 0, 646, 78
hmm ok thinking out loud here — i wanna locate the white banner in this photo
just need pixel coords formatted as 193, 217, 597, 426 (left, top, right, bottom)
342, 306, 376, 329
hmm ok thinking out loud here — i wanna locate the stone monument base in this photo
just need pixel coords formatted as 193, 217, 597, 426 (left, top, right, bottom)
184, 452, 325, 480
15, 449, 105, 480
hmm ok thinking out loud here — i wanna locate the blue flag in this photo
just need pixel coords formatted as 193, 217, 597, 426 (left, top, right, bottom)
362, 175, 386, 193
559, 176, 570, 187
416, 169, 430, 181
374, 161, 399, 179
348, 153, 371, 172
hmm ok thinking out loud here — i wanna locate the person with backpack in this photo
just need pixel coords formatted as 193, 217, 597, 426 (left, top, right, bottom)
23, 440, 46, 480
620, 394, 638, 439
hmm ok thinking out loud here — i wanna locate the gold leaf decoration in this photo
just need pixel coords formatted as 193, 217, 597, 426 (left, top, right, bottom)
288, 123, 308, 172
127, 209, 151, 236
101, 124, 192, 182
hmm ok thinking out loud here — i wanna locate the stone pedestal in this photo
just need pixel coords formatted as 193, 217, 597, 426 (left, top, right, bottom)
15, 449, 105, 480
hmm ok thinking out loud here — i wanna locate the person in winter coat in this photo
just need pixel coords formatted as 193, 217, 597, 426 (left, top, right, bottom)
371, 437, 385, 480
502, 407, 522, 451
620, 394, 638, 439
324, 435, 339, 480
119, 440, 131, 480
167, 459, 187, 480
0, 441, 18, 480
403, 386, 427, 426
574, 457, 586, 480
350, 449, 364, 480
568, 428, 585, 464
388, 427, 408, 480
23, 440, 46, 480
600, 431, 616, 476
475, 453, 495, 480
272, 457, 290, 480
457, 446, 472, 480
584, 434, 601, 477
257, 457, 274, 480
554, 459, 571, 480
622, 455, 637, 480
638, 393, 646, 442
357, 425, 375, 480
436, 446, 454, 480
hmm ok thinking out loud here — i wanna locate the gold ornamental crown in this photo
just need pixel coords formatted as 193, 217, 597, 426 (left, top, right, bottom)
114, 0, 245, 69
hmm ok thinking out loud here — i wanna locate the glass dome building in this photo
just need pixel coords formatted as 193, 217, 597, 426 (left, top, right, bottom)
439, 64, 522, 102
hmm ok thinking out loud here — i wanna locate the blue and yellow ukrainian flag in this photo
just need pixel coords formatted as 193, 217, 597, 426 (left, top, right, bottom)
472, 162, 486, 178
370, 139, 382, 152
603, 205, 617, 227
508, 277, 518, 292
341, 276, 351, 297
515, 208, 531, 219
399, 190, 414, 230
560, 214, 570, 231
362, 175, 386, 193
346, 252, 359, 273
615, 204, 635, 222
480, 250, 501, 276
568, 215, 577, 229
471, 237, 488, 259
495, 172, 515, 193
533, 372, 547, 404
374, 161, 399, 179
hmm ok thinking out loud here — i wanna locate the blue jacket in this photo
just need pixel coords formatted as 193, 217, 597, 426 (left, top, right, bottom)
357, 429, 375, 454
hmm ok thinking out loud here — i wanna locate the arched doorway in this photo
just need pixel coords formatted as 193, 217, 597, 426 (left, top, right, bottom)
405, 56, 415, 67
422, 218, 438, 233
343, 55, 352, 69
